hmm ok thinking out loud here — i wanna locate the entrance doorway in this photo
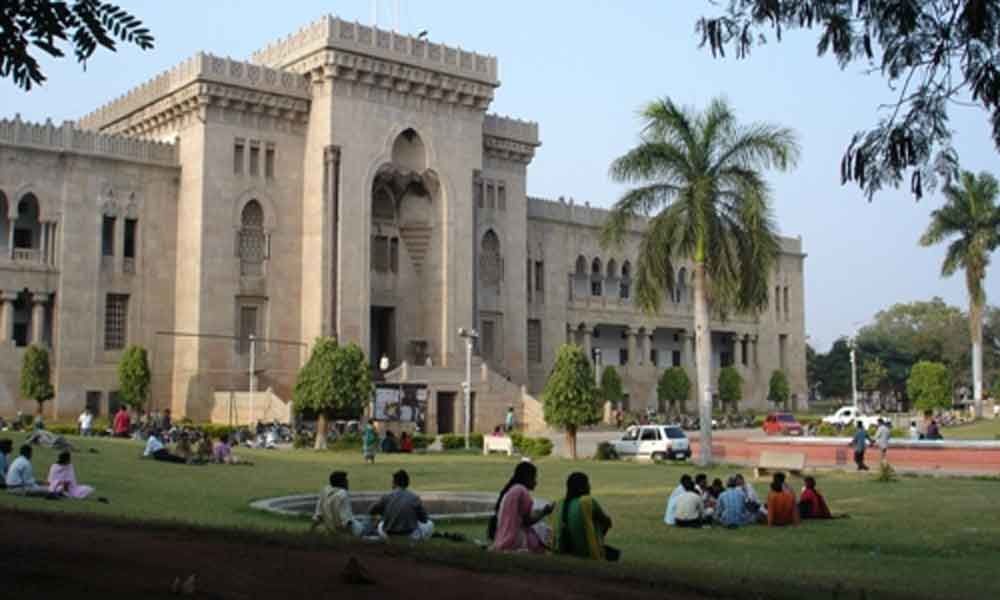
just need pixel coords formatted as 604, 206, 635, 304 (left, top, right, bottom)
436, 392, 455, 434
370, 306, 396, 369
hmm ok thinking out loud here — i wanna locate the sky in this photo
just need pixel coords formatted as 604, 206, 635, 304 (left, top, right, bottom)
2, 0, 998, 351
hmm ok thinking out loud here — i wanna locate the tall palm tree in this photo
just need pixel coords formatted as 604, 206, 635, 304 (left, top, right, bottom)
602, 97, 799, 465
920, 171, 1000, 419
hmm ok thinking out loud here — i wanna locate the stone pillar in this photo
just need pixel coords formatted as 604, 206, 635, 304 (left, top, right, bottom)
40, 223, 48, 264
625, 328, 636, 368
644, 330, 654, 367
583, 325, 593, 361
734, 333, 744, 367
0, 291, 16, 343
6, 225, 13, 260
31, 292, 49, 345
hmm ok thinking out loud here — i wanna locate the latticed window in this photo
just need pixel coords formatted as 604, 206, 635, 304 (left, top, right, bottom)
239, 201, 266, 276
373, 188, 395, 222
479, 230, 502, 287
104, 294, 129, 350
527, 319, 542, 363
480, 320, 495, 363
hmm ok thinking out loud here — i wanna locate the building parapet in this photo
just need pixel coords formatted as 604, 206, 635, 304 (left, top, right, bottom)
0, 116, 177, 166
483, 114, 539, 146
78, 53, 309, 132
250, 15, 498, 86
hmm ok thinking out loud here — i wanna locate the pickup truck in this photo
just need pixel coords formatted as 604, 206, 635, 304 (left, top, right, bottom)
611, 425, 691, 461
821, 407, 882, 429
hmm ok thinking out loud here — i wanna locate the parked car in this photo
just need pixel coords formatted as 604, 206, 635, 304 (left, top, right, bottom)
821, 407, 881, 429
611, 425, 691, 460
762, 412, 804, 436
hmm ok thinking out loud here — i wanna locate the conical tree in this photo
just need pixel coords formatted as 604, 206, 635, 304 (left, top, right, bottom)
293, 338, 373, 449
21, 345, 54, 415
602, 97, 799, 464
542, 344, 601, 459
920, 171, 1000, 419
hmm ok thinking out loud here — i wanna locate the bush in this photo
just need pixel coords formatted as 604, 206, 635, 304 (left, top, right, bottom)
907, 361, 952, 412
48, 424, 78, 435
293, 432, 313, 449
411, 434, 436, 450
441, 433, 484, 450
876, 462, 898, 483
718, 366, 743, 410
509, 433, 553, 457
329, 432, 363, 451
199, 424, 238, 440
594, 441, 619, 460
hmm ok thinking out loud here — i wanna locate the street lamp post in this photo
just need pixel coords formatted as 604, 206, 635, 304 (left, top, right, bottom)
849, 342, 858, 409
458, 328, 479, 450
249, 334, 256, 427
593, 347, 602, 386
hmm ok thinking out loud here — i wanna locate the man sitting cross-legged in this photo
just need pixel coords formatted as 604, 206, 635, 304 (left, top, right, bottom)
143, 430, 187, 464
5, 445, 54, 497
312, 471, 374, 537
369, 469, 434, 542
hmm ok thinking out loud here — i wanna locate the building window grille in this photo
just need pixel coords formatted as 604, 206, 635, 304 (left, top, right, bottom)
234, 140, 245, 175
104, 294, 129, 350
527, 319, 542, 363
239, 201, 266, 276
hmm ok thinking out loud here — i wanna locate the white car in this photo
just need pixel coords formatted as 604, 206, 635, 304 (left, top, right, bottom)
821, 407, 881, 429
612, 425, 691, 461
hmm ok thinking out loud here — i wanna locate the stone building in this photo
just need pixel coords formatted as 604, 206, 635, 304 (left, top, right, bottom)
0, 16, 806, 431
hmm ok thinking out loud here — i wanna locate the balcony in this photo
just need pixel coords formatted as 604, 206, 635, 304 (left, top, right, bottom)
12, 247, 41, 262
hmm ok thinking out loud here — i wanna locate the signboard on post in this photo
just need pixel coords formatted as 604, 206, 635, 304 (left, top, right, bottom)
373, 383, 428, 431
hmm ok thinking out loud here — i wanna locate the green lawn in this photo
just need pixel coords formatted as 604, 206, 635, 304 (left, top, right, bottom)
2, 433, 999, 600
943, 418, 1000, 440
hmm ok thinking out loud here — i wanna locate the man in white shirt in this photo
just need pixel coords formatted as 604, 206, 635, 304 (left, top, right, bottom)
143, 430, 187, 463
5, 445, 51, 496
312, 471, 370, 537
664, 474, 691, 525
78, 409, 94, 437
875, 419, 892, 463
673, 478, 705, 528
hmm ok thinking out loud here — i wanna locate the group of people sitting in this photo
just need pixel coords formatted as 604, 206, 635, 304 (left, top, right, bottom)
665, 472, 835, 529
311, 469, 434, 541
0, 439, 96, 500
378, 430, 415, 454
142, 430, 251, 466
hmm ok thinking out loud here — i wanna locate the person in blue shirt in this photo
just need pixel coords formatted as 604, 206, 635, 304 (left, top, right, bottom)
848, 421, 873, 471
717, 476, 751, 528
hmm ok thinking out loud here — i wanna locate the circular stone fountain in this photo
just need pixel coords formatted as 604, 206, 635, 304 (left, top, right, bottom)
252, 491, 545, 522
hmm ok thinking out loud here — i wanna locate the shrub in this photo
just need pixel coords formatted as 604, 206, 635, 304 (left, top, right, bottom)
118, 345, 151, 413
293, 432, 313, 449
441, 433, 484, 450
658, 367, 690, 412
509, 433, 553, 457
329, 432, 363, 451
907, 361, 952, 412
876, 462, 898, 483
542, 344, 600, 459
718, 366, 743, 411
199, 424, 238, 440
411, 434, 437, 450
768, 370, 790, 409
21, 345, 54, 414
594, 441, 619, 460
48, 424, 77, 436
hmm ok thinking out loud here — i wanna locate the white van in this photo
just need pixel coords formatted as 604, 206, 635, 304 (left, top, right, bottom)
611, 425, 691, 460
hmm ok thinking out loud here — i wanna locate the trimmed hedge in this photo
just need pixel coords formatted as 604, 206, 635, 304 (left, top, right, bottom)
594, 441, 619, 461
441, 433, 484, 450
411, 434, 436, 450
510, 433, 553, 458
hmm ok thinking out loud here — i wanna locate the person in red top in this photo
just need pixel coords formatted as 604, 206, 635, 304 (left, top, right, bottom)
766, 472, 799, 527
798, 476, 833, 519
399, 432, 414, 453
113, 407, 131, 438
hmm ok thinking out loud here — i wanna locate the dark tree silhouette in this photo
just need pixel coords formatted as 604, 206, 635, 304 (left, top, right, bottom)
1, 0, 154, 91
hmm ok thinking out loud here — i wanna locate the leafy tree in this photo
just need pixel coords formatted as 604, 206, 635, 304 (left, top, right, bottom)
601, 96, 798, 465
542, 344, 601, 460
1, 1, 154, 91
768, 370, 791, 410
658, 367, 691, 413
21, 345, 54, 415
117, 345, 151, 413
718, 366, 743, 411
599, 365, 625, 410
812, 338, 853, 400
861, 356, 889, 406
920, 171, 1000, 418
292, 338, 373, 450
991, 377, 1000, 401
697, 1, 1000, 201
907, 361, 953, 412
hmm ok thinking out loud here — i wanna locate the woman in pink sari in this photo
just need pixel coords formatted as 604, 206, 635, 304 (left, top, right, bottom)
490, 462, 553, 553
47, 452, 94, 499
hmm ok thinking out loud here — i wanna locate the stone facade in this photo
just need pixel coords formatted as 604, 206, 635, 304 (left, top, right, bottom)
0, 15, 807, 429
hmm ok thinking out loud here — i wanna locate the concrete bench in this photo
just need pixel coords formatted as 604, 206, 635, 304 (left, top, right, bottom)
754, 450, 806, 479
483, 435, 514, 456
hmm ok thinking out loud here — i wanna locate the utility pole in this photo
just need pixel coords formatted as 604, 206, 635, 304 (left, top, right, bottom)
249, 334, 256, 426
458, 328, 479, 450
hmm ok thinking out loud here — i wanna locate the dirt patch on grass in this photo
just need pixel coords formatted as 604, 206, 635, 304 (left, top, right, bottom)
2, 509, 708, 600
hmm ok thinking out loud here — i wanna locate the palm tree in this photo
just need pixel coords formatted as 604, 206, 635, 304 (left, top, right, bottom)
602, 97, 799, 465
920, 171, 1000, 419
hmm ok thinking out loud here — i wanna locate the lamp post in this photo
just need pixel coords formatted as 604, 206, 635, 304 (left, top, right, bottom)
458, 328, 479, 450
248, 334, 256, 427
593, 347, 602, 386
849, 341, 858, 409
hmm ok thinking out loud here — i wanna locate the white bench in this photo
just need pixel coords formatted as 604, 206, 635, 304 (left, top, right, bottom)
483, 435, 514, 456
754, 451, 806, 479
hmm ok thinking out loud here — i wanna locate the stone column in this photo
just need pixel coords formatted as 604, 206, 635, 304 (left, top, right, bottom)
40, 223, 48, 264
583, 325, 593, 361
31, 292, 49, 346
6, 226, 13, 260
734, 333, 744, 367
644, 330, 654, 367
625, 328, 636, 368
0, 291, 16, 343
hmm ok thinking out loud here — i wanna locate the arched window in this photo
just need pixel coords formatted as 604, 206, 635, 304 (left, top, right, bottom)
675, 267, 687, 304
239, 200, 266, 276
372, 187, 396, 222
620, 260, 631, 299
0, 191, 9, 254
574, 255, 587, 277
605, 259, 617, 281
479, 230, 502, 287
590, 257, 603, 296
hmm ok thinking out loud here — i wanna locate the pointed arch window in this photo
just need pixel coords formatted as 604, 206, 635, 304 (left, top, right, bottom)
480, 230, 502, 287
239, 200, 267, 276
620, 260, 631, 299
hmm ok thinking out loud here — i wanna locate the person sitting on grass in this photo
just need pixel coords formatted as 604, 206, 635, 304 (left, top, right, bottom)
369, 469, 434, 541
381, 430, 399, 453
490, 461, 553, 553
5, 445, 54, 497
766, 472, 799, 527
673, 476, 707, 528
312, 470, 372, 537
143, 430, 187, 464
212, 434, 252, 465
25, 429, 76, 452
717, 476, 751, 528
798, 476, 834, 519
0, 439, 13, 483
552, 472, 617, 561
663, 474, 691, 525
399, 431, 414, 453
47, 451, 94, 499
735, 474, 767, 522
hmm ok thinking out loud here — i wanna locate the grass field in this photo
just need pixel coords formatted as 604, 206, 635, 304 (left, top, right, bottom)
2, 433, 999, 600
943, 418, 1000, 440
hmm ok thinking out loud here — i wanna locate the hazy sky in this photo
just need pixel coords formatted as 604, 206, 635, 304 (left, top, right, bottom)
3, 1, 997, 351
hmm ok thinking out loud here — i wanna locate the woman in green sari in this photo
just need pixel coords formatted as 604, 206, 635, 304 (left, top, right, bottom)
552, 472, 615, 560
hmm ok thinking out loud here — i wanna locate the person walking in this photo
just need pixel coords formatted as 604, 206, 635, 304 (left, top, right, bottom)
362, 421, 378, 465
848, 421, 873, 471
504, 407, 516, 433
875, 419, 892, 464
77, 408, 94, 437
